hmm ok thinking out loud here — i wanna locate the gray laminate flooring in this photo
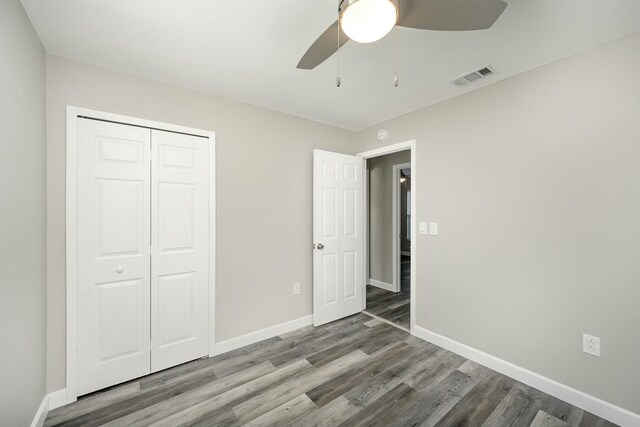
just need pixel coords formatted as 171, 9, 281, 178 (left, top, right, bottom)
45, 313, 617, 427
366, 256, 411, 329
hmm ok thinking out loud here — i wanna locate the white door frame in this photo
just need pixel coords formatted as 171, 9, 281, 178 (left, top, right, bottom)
65, 106, 216, 405
392, 162, 411, 293
358, 140, 416, 333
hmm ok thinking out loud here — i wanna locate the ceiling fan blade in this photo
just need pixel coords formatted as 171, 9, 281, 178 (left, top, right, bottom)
297, 20, 349, 70
397, 0, 508, 31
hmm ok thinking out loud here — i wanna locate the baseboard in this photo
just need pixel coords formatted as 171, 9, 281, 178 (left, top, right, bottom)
30, 388, 70, 427
211, 315, 313, 356
30, 394, 48, 427
401, 251, 411, 257
48, 389, 68, 410
368, 278, 395, 292
412, 325, 640, 427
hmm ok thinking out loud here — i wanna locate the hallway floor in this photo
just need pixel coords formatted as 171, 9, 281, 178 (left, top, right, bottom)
366, 255, 410, 329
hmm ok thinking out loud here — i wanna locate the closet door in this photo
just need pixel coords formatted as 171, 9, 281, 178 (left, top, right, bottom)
77, 119, 151, 395
150, 130, 210, 372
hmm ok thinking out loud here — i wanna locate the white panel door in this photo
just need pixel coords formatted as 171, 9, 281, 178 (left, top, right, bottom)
313, 150, 364, 326
77, 119, 151, 395
150, 130, 209, 372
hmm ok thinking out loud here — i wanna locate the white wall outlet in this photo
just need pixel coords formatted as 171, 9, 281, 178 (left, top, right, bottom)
429, 222, 439, 235
292, 283, 301, 296
419, 222, 429, 235
583, 334, 600, 357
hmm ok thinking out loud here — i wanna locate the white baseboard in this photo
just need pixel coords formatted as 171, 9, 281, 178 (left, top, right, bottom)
48, 389, 68, 410
211, 315, 313, 356
30, 394, 48, 427
401, 251, 411, 257
412, 325, 640, 427
30, 388, 69, 427
368, 278, 395, 292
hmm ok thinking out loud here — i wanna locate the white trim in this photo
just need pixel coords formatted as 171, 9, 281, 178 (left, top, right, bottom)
392, 162, 411, 293
413, 325, 640, 427
30, 394, 48, 427
368, 278, 396, 292
65, 106, 216, 405
47, 389, 67, 411
363, 167, 369, 311
401, 251, 411, 257
357, 140, 416, 336
357, 140, 413, 159
30, 389, 71, 427
211, 315, 313, 356
362, 311, 410, 333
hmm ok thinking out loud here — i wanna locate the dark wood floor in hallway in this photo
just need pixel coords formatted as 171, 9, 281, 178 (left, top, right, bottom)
45, 313, 617, 427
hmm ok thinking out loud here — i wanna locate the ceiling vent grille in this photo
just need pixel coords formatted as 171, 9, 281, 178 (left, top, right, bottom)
451, 65, 498, 88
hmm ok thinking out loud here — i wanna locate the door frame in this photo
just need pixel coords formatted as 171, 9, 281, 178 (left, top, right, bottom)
358, 140, 416, 333
65, 106, 216, 405
392, 162, 411, 293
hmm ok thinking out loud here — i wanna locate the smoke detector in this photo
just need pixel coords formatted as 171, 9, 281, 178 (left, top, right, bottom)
450, 65, 498, 88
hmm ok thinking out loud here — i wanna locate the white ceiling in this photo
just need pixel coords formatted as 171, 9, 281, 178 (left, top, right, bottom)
21, 0, 640, 130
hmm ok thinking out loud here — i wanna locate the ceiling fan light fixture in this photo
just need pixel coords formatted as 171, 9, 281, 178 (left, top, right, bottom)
340, 0, 398, 44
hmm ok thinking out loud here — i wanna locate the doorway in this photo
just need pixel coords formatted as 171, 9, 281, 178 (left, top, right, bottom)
311, 140, 416, 333
364, 151, 412, 331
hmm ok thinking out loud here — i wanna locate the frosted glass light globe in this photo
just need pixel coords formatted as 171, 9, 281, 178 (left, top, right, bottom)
340, 0, 398, 44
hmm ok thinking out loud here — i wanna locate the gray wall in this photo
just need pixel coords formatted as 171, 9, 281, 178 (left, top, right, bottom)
45, 56, 354, 392
368, 151, 411, 285
0, 0, 47, 425
352, 34, 640, 413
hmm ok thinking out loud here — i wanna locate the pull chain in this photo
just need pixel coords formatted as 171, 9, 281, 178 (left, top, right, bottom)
336, 6, 342, 88
394, 26, 399, 87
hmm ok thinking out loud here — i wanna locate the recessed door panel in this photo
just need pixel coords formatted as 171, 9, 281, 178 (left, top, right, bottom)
157, 272, 196, 348
322, 187, 337, 238
158, 183, 195, 253
343, 188, 356, 237
98, 137, 143, 165
322, 254, 337, 304
343, 251, 356, 299
98, 279, 145, 361
97, 179, 143, 257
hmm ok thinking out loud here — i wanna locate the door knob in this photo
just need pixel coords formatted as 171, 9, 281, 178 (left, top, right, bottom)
316, 243, 324, 250
116, 266, 124, 273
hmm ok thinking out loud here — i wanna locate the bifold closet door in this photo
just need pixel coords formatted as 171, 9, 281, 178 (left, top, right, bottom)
77, 119, 152, 396
150, 130, 209, 372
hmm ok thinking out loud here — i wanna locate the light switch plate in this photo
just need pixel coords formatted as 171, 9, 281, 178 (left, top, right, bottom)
292, 283, 301, 295
429, 223, 439, 235
419, 222, 428, 235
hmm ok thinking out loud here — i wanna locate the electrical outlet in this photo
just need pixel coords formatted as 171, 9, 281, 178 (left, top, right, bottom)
292, 283, 300, 296
583, 334, 600, 357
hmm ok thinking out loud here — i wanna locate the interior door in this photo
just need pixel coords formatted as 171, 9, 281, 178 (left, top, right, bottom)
77, 119, 151, 395
150, 130, 210, 372
313, 150, 364, 326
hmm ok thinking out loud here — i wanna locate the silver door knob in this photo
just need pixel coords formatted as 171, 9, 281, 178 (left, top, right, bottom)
116, 266, 124, 273
316, 243, 324, 250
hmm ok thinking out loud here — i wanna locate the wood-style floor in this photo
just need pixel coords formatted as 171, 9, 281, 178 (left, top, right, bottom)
45, 313, 616, 427
366, 255, 411, 329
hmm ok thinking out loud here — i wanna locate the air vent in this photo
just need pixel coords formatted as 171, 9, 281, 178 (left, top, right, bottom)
450, 65, 498, 88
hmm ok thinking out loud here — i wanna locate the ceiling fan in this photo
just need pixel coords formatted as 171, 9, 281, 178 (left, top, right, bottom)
297, 0, 508, 70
